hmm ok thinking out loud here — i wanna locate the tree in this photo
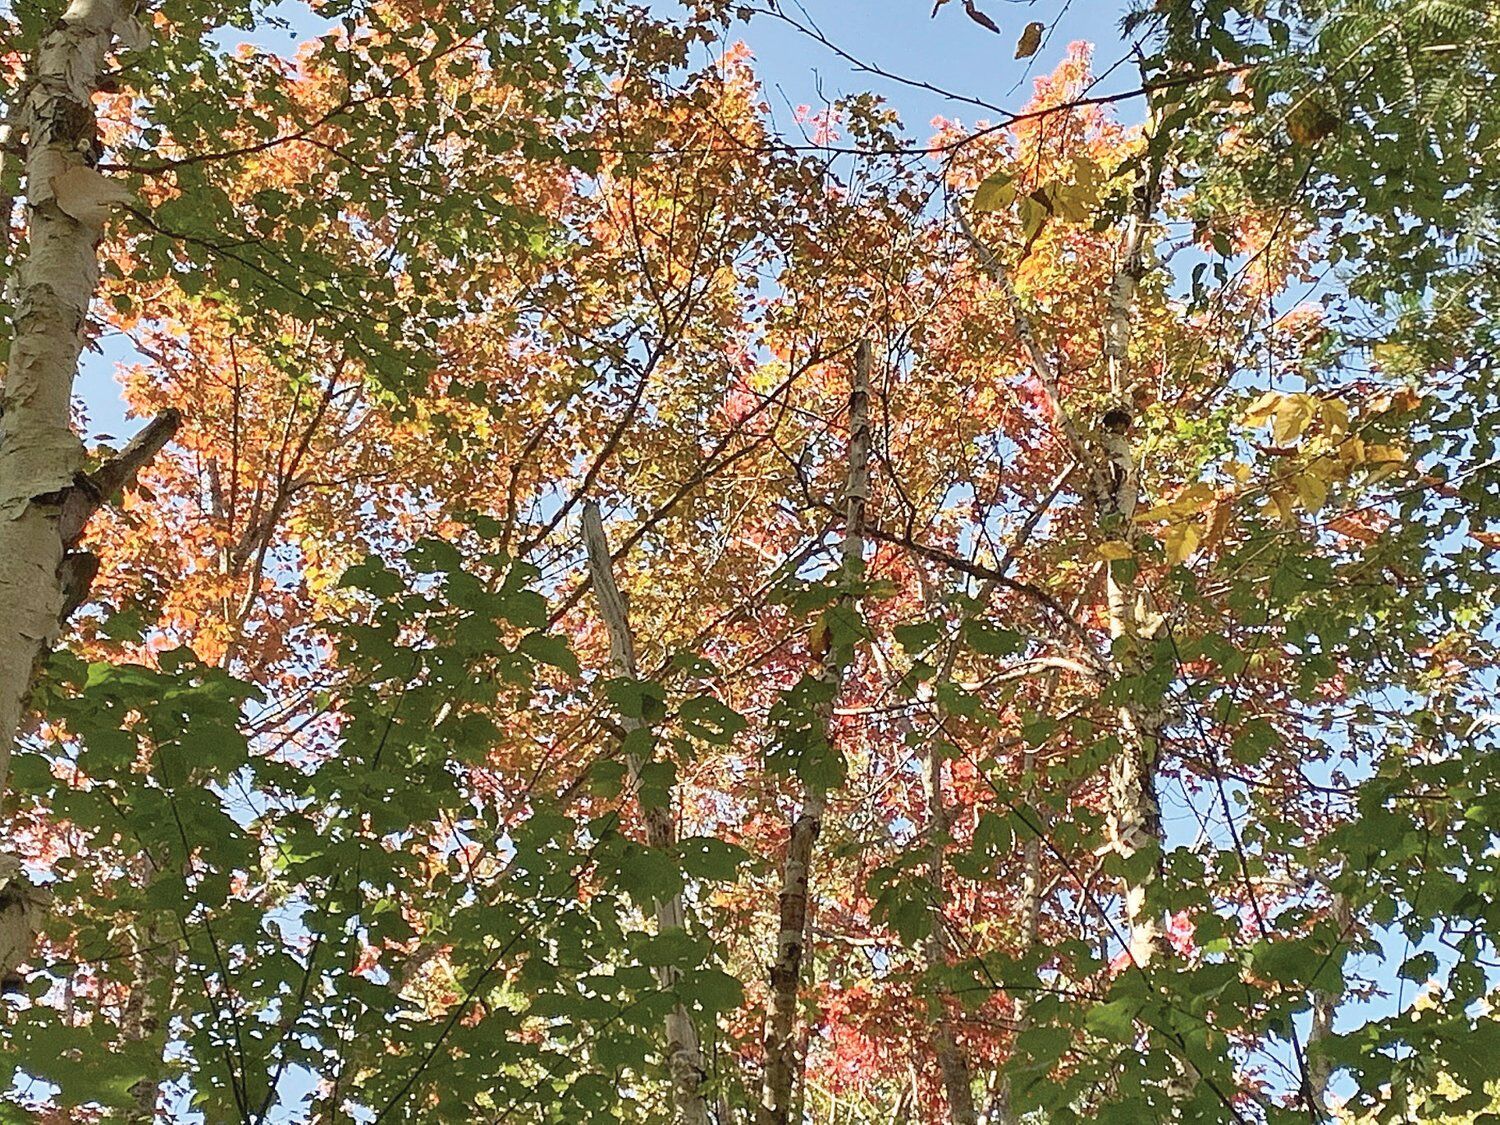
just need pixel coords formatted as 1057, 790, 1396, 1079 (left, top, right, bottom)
2, 0, 1497, 1121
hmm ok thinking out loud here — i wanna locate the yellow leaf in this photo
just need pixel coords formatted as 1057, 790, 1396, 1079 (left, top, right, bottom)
1293, 471, 1328, 512
1164, 521, 1202, 565
1243, 391, 1282, 428
1364, 445, 1406, 484
1095, 540, 1134, 561
1318, 396, 1350, 435
1372, 342, 1420, 374
1272, 394, 1315, 445
1019, 193, 1049, 240
1046, 159, 1106, 224
1136, 482, 1215, 522
1270, 490, 1297, 525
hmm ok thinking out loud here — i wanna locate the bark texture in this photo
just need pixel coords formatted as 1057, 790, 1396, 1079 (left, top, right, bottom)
759, 340, 871, 1125
0, 0, 140, 789
582, 500, 710, 1125
0, 852, 49, 990
1097, 152, 1167, 971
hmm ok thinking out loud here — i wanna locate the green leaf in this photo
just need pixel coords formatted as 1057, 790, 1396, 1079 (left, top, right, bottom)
679, 967, 744, 1013
677, 695, 747, 745
893, 619, 943, 653
677, 836, 750, 881
519, 631, 579, 677
606, 677, 668, 723
1085, 997, 1140, 1043
962, 619, 1023, 656
973, 171, 1015, 212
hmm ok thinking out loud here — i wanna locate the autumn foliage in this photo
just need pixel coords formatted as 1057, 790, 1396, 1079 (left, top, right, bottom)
0, 1, 1496, 1123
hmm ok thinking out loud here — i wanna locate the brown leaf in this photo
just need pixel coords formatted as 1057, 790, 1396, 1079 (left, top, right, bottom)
1015, 20, 1045, 57
963, 0, 1000, 33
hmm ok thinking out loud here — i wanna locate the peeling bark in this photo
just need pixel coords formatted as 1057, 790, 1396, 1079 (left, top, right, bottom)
759, 340, 871, 1125
582, 500, 710, 1125
1096, 139, 1167, 972
0, 0, 142, 791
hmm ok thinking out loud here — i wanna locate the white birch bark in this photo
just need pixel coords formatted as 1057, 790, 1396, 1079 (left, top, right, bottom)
1097, 146, 1167, 971
0, 0, 140, 789
582, 500, 711, 1125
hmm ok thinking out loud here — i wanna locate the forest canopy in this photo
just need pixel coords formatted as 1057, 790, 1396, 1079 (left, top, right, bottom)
0, 0, 1496, 1121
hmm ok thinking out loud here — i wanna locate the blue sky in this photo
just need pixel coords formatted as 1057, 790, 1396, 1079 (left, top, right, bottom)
701, 0, 1142, 131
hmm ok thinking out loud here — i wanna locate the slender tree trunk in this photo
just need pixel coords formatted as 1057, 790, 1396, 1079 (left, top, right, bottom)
1102, 566, 1167, 970
119, 853, 172, 1123
0, 0, 139, 789
1090, 121, 1207, 1113
989, 748, 1041, 1125
961, 118, 1183, 1107
760, 340, 871, 1125
962, 184, 1166, 967
922, 743, 979, 1125
889, 574, 983, 1125
1307, 893, 1350, 1110
865, 617, 978, 1124
582, 500, 710, 1125
1097, 146, 1167, 972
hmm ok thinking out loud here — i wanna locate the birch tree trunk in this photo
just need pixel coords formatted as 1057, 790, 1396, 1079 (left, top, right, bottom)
582, 500, 711, 1125
961, 119, 1183, 1108
759, 340, 871, 1125
1097, 148, 1167, 972
962, 180, 1166, 968
0, 0, 139, 790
